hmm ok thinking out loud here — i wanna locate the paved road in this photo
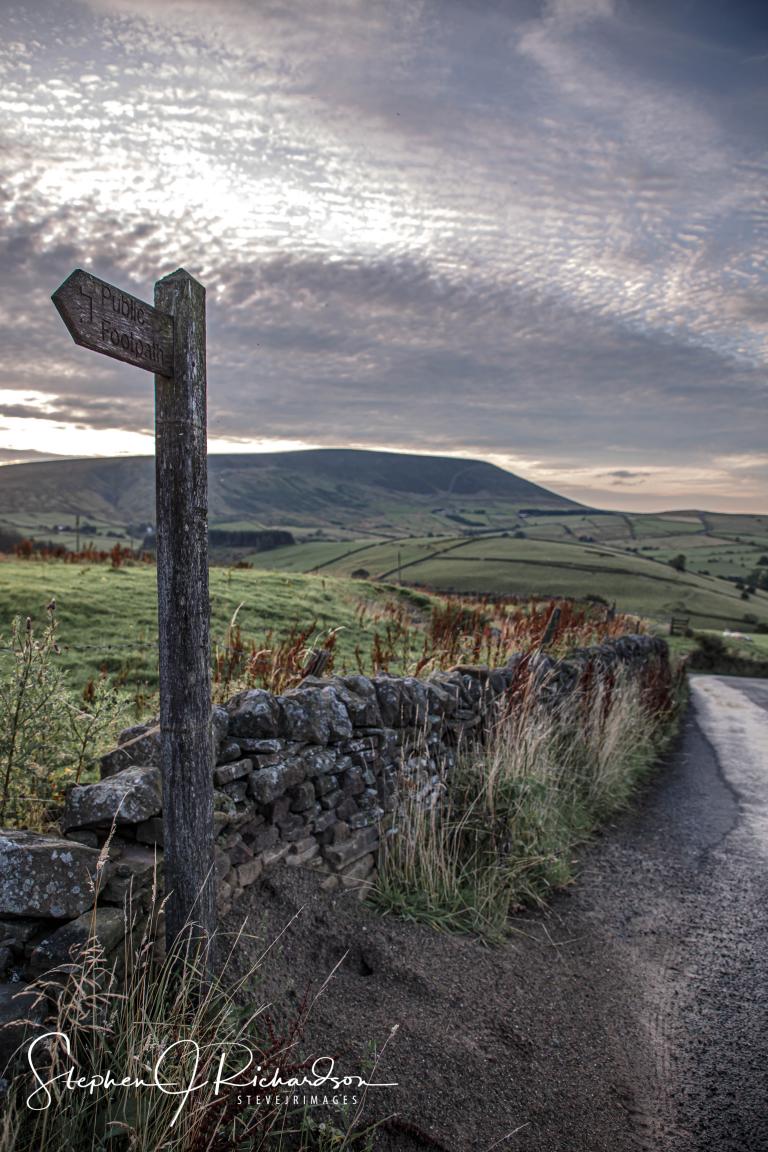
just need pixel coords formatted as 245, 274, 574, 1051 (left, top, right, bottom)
226, 678, 768, 1151
564, 675, 768, 1150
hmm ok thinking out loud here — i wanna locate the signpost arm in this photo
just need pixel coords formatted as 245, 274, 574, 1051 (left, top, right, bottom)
154, 268, 216, 964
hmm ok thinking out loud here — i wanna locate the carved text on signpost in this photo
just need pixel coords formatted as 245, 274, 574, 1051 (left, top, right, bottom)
52, 268, 174, 376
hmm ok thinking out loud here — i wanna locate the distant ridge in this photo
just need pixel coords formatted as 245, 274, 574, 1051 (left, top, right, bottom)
0, 448, 582, 536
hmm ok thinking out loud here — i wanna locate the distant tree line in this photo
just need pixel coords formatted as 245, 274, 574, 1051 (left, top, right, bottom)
208, 528, 295, 550
142, 527, 295, 552
0, 524, 296, 557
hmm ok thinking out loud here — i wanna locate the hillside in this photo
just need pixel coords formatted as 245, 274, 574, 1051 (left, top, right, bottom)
253, 532, 768, 632
0, 449, 581, 544
0, 562, 439, 690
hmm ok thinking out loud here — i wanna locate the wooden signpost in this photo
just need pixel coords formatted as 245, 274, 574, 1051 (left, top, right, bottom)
53, 267, 216, 964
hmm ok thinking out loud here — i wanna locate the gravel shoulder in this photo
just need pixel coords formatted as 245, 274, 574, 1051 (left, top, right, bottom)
223, 677, 768, 1151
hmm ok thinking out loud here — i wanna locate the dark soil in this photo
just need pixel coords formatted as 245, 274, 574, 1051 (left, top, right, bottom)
222, 679, 768, 1152
224, 866, 646, 1151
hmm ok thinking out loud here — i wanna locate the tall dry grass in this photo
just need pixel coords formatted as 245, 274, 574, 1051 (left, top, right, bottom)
373, 655, 682, 938
0, 882, 383, 1152
211, 595, 641, 699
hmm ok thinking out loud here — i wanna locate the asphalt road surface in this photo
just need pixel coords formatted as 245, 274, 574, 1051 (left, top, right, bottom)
565, 675, 768, 1150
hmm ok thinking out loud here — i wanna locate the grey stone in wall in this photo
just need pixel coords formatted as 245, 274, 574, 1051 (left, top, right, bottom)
0, 832, 102, 919
290, 781, 316, 812
374, 677, 407, 728
100, 844, 159, 907
27, 907, 126, 977
217, 740, 244, 765
227, 689, 280, 738
332, 675, 383, 728
236, 737, 283, 755
424, 676, 459, 718
63, 766, 162, 831
100, 722, 160, 778
277, 686, 352, 744
323, 825, 379, 870
213, 758, 253, 787
214, 789, 238, 817
300, 748, 338, 777
248, 759, 305, 805
401, 677, 429, 725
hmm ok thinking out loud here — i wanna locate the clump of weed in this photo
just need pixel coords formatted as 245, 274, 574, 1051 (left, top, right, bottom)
0, 604, 126, 828
212, 604, 342, 701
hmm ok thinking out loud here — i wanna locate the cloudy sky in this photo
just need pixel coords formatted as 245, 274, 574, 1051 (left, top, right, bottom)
0, 0, 766, 511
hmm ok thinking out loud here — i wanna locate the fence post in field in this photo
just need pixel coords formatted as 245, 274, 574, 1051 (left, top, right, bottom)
154, 269, 216, 965
540, 603, 561, 648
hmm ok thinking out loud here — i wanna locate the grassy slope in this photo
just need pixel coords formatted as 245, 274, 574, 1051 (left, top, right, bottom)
517, 510, 768, 581
667, 631, 768, 662
254, 533, 768, 630
1, 548, 764, 703
0, 561, 436, 690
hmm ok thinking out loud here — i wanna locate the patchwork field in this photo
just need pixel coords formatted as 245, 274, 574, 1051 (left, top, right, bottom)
252, 532, 768, 631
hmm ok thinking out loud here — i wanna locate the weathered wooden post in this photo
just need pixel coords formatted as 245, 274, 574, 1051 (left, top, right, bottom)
540, 603, 561, 648
52, 266, 217, 965
154, 269, 216, 962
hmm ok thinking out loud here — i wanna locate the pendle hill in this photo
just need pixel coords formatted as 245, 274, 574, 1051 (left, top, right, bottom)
0, 448, 576, 537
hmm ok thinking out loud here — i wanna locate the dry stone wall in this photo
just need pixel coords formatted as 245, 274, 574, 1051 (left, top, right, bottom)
0, 634, 669, 1063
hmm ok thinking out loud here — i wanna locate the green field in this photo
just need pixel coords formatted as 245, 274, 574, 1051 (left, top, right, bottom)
666, 630, 768, 662
242, 538, 391, 572
510, 510, 768, 582
0, 562, 436, 692
252, 532, 768, 632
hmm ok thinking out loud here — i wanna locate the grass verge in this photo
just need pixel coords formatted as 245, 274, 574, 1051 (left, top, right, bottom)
685, 632, 768, 678
372, 655, 684, 939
